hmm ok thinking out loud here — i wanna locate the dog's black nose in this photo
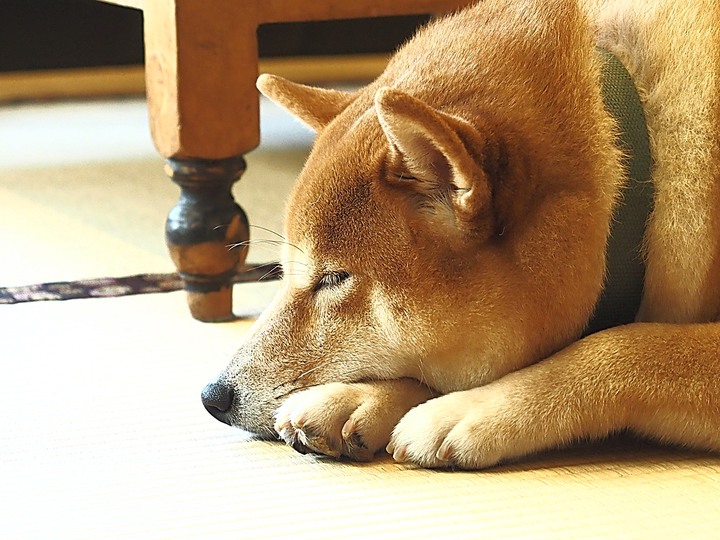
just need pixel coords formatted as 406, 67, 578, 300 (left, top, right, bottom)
201, 380, 234, 425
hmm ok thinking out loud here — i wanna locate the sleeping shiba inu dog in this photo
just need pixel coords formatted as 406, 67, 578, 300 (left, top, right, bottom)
201, 0, 720, 469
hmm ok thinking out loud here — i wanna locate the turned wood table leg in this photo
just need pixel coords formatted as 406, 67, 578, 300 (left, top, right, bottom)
164, 157, 249, 322
143, 0, 260, 321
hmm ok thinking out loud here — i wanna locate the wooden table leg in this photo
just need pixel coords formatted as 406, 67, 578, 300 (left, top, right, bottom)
143, 0, 260, 321
164, 156, 249, 321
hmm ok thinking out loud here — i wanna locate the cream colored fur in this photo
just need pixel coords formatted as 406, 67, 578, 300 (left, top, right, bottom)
205, 0, 720, 469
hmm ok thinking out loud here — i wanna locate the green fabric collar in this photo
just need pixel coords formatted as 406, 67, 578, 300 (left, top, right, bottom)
584, 49, 654, 335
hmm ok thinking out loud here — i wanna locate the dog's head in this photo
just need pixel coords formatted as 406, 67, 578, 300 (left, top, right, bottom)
201, 72, 612, 437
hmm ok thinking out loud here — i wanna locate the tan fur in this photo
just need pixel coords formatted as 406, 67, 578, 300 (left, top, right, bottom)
206, 0, 720, 469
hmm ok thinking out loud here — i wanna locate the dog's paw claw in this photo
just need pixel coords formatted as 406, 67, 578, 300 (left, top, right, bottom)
340, 419, 376, 461
340, 418, 357, 440
435, 442, 454, 462
391, 444, 409, 463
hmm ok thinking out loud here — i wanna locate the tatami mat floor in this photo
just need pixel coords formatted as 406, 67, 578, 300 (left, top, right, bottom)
2, 96, 720, 539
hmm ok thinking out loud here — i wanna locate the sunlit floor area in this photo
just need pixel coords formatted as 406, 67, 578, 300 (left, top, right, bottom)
1, 96, 719, 539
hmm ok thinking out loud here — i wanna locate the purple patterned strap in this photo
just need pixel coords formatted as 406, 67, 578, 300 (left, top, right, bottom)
0, 263, 282, 304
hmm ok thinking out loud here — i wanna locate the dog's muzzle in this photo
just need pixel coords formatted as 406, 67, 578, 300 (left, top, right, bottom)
201, 378, 234, 425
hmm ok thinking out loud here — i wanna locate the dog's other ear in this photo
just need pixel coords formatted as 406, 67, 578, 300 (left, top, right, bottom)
374, 87, 494, 226
257, 74, 354, 132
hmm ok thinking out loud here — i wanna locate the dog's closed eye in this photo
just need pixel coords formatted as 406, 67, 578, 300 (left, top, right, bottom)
313, 271, 351, 293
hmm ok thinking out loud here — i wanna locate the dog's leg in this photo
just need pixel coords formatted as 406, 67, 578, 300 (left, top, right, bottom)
388, 322, 720, 469
275, 379, 435, 461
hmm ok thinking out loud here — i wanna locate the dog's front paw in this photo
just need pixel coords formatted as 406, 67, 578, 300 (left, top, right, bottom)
275, 379, 434, 462
274, 382, 378, 461
388, 383, 530, 469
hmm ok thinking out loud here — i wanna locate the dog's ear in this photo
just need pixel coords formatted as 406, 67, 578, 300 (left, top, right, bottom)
257, 74, 354, 132
374, 87, 494, 227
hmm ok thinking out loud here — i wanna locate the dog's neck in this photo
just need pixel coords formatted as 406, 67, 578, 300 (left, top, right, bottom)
585, 49, 654, 335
